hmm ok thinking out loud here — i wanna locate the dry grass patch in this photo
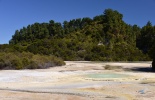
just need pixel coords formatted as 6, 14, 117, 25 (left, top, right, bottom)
105, 95, 117, 99
104, 65, 122, 70
140, 80, 155, 85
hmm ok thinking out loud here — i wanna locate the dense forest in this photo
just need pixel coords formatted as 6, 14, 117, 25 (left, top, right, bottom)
1, 9, 155, 66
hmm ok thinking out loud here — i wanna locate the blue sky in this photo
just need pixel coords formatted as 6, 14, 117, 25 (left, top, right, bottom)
0, 0, 155, 44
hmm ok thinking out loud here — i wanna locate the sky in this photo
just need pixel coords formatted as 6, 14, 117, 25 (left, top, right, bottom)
0, 0, 155, 44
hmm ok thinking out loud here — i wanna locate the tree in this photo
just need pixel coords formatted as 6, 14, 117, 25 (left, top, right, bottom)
8, 9, 152, 61
148, 41, 155, 70
137, 21, 155, 54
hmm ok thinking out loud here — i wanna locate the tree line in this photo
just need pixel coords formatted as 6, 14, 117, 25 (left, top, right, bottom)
1, 9, 155, 62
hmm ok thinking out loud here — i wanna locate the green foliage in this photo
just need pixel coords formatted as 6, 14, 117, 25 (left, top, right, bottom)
12, 58, 23, 70
0, 52, 65, 70
3, 8, 155, 61
137, 21, 155, 54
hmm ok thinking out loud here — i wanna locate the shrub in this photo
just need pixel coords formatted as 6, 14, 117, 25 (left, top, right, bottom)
104, 65, 122, 70
152, 60, 155, 71
0, 61, 5, 69
27, 61, 38, 69
50, 55, 66, 66
0, 52, 65, 70
11, 58, 23, 70
22, 57, 30, 68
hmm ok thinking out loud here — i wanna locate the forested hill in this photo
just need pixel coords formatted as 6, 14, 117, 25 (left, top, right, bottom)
5, 9, 155, 61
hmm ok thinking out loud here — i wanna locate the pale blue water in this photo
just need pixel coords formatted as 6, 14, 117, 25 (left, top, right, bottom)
87, 73, 129, 78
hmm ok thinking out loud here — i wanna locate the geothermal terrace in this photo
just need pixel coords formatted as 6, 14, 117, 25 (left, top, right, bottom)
0, 61, 154, 100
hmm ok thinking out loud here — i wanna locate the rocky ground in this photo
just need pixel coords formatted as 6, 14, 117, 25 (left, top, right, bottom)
0, 61, 154, 100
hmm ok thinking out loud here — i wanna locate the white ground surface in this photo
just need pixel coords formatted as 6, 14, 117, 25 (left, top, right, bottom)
0, 61, 154, 100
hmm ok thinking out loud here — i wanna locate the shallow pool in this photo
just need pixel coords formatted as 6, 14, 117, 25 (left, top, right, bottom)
87, 73, 129, 78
